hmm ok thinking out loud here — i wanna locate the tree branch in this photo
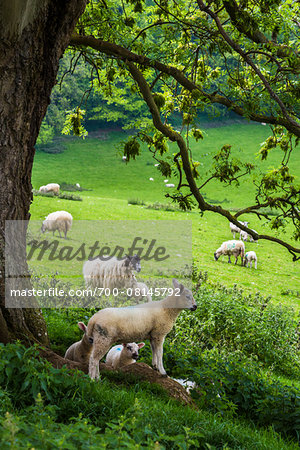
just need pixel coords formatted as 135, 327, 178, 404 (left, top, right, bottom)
123, 61, 300, 259
69, 34, 300, 137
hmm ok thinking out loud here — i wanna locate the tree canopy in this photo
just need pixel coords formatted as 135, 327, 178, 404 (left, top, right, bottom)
63, 0, 299, 258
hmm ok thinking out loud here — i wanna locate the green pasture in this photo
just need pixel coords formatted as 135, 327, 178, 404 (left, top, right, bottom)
30, 123, 300, 308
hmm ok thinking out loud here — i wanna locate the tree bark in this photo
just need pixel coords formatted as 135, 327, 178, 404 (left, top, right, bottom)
0, 0, 87, 343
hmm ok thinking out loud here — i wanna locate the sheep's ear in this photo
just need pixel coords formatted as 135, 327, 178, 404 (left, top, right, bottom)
78, 322, 86, 333
138, 342, 145, 349
172, 279, 179, 289
179, 283, 184, 294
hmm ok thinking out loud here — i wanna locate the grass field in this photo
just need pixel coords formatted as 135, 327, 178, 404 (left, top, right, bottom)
30, 123, 300, 308
19, 121, 300, 448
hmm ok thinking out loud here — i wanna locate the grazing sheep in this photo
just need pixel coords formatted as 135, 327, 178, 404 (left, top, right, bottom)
106, 342, 145, 369
76, 183, 81, 188
240, 229, 258, 243
41, 210, 73, 239
244, 251, 257, 269
83, 254, 141, 291
64, 322, 93, 364
229, 221, 249, 239
149, 177, 154, 181
165, 184, 175, 188
132, 281, 152, 302
86, 278, 197, 380
39, 183, 60, 195
214, 240, 245, 265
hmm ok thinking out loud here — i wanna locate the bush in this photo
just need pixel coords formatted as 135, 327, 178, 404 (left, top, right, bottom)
171, 284, 300, 378
32, 189, 82, 201
0, 343, 298, 447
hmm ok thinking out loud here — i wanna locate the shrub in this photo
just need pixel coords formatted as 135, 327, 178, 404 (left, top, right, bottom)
127, 198, 146, 206
171, 284, 300, 378
32, 189, 82, 201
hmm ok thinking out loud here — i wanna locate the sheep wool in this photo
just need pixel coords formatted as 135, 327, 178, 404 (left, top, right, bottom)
41, 210, 73, 239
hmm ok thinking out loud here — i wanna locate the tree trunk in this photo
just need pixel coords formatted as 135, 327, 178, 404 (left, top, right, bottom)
0, 0, 87, 344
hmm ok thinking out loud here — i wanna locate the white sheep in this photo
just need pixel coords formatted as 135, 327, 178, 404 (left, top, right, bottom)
86, 278, 197, 380
214, 240, 245, 265
64, 322, 93, 364
165, 184, 175, 188
83, 254, 142, 292
244, 251, 258, 269
229, 221, 249, 239
240, 229, 258, 243
172, 378, 197, 393
39, 183, 60, 195
41, 210, 73, 239
76, 183, 81, 188
106, 342, 145, 369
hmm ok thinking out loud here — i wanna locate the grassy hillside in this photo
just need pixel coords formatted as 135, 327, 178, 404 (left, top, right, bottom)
30, 123, 300, 308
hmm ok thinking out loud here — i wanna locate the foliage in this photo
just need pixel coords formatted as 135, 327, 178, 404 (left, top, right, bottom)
62, 108, 88, 138
67, 0, 300, 258
170, 284, 300, 378
0, 343, 298, 448
36, 122, 55, 146
32, 190, 82, 202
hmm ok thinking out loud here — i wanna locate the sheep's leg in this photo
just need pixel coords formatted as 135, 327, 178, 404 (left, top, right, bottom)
89, 337, 111, 380
150, 338, 158, 369
151, 337, 167, 376
228, 255, 231, 264
255, 260, 257, 269
58, 230, 62, 239
250, 260, 252, 269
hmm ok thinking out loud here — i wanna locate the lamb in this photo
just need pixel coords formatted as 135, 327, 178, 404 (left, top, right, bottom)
83, 254, 141, 292
214, 240, 245, 265
86, 278, 197, 380
106, 342, 145, 369
39, 183, 60, 195
172, 378, 197, 393
244, 251, 258, 269
41, 210, 73, 239
64, 322, 93, 364
229, 221, 249, 239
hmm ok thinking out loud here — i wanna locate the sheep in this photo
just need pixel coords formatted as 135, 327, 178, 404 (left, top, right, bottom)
172, 378, 197, 393
229, 221, 249, 239
64, 322, 93, 364
244, 251, 257, 269
41, 210, 73, 239
165, 184, 175, 188
39, 183, 60, 195
106, 342, 145, 369
83, 254, 142, 292
86, 278, 197, 380
214, 240, 245, 265
131, 281, 152, 302
240, 229, 258, 243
